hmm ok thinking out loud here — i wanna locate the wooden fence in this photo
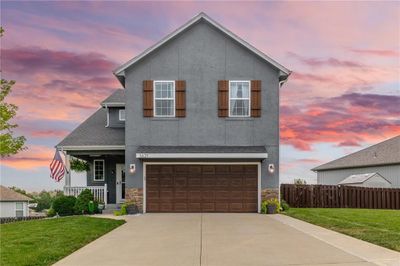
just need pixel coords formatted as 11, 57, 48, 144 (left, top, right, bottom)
280, 184, 400, 209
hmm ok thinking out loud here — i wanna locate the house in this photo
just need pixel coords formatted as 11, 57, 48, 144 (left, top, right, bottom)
57, 13, 290, 213
338, 173, 392, 188
313, 135, 400, 188
0, 186, 31, 218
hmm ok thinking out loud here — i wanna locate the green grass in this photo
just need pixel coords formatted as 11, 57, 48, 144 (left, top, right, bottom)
284, 208, 400, 252
0, 216, 125, 266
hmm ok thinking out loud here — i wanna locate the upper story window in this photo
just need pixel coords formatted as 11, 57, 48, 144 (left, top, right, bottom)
16, 202, 24, 217
119, 109, 126, 121
93, 160, 105, 181
229, 81, 250, 117
154, 81, 175, 117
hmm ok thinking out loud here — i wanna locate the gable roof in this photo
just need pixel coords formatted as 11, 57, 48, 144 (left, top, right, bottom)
113, 12, 291, 85
0, 186, 32, 202
313, 135, 400, 171
338, 173, 391, 185
101, 89, 125, 107
57, 108, 124, 149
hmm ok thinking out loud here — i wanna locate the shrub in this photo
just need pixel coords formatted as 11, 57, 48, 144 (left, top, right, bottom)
35, 191, 53, 211
261, 198, 280, 214
74, 189, 94, 214
47, 208, 56, 217
261, 201, 267, 214
52, 196, 76, 216
280, 199, 290, 211
114, 204, 127, 216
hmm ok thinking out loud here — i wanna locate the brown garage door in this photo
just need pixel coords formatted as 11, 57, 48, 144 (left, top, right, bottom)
146, 164, 258, 212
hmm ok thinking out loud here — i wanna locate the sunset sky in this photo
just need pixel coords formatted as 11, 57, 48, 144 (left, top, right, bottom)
1, 1, 399, 191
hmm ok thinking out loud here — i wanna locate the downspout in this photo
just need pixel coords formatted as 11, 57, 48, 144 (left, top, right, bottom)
278, 72, 291, 204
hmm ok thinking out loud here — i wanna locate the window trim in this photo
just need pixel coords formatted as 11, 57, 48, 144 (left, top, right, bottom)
119, 109, 126, 121
228, 80, 251, 118
153, 80, 176, 118
15, 202, 24, 217
93, 159, 105, 181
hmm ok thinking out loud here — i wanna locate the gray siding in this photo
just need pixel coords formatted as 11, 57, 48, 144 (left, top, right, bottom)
86, 156, 125, 203
317, 164, 400, 188
107, 107, 125, 128
124, 21, 280, 190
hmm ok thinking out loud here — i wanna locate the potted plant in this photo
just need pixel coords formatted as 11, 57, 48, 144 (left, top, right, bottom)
125, 201, 139, 214
267, 198, 280, 214
261, 198, 280, 214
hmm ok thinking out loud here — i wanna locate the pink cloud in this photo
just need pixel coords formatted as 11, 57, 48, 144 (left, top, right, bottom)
349, 49, 399, 57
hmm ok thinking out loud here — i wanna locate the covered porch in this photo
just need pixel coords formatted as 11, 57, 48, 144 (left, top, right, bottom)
62, 148, 125, 205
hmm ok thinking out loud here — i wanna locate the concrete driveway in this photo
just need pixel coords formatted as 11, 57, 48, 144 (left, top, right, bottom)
55, 214, 396, 266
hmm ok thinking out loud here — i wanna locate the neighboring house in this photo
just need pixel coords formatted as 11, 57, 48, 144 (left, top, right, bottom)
0, 186, 31, 218
57, 13, 290, 213
313, 135, 400, 188
338, 173, 391, 188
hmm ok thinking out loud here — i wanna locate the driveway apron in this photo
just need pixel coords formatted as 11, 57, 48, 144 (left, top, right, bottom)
55, 213, 379, 266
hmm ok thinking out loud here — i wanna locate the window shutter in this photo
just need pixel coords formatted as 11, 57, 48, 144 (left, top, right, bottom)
143, 80, 153, 117
175, 80, 186, 117
251, 80, 261, 117
218, 80, 229, 117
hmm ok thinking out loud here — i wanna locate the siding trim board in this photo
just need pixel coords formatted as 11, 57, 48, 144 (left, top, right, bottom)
136, 153, 268, 159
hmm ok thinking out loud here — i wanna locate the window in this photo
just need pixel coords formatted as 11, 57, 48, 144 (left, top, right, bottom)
119, 109, 126, 121
93, 160, 105, 181
154, 81, 175, 117
16, 202, 23, 217
229, 81, 250, 117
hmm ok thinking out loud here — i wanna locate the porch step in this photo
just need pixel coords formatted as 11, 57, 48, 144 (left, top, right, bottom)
102, 204, 121, 214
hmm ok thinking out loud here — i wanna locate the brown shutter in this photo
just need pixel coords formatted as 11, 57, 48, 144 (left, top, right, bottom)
143, 80, 153, 117
251, 80, 261, 117
218, 80, 229, 117
175, 80, 186, 117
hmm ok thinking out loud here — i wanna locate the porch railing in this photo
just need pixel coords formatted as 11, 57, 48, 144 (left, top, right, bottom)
64, 184, 107, 205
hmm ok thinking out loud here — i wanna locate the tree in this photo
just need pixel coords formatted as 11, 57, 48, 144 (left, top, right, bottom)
294, 178, 307, 185
0, 27, 26, 157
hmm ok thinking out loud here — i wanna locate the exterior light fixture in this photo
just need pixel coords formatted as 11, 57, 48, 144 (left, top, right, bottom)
129, 164, 136, 173
268, 164, 275, 173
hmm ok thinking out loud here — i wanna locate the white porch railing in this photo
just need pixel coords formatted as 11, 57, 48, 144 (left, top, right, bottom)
64, 184, 107, 205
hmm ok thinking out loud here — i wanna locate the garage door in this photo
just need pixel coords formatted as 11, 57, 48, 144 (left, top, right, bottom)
145, 164, 258, 212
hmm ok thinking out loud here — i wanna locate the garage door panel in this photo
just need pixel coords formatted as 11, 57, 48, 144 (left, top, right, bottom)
231, 178, 243, 187
174, 203, 188, 212
215, 203, 229, 212
202, 203, 215, 212
174, 177, 187, 187
146, 164, 258, 213
230, 203, 244, 212
188, 177, 201, 186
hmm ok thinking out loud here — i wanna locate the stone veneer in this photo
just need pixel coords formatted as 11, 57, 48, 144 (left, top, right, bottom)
125, 188, 143, 212
261, 188, 279, 201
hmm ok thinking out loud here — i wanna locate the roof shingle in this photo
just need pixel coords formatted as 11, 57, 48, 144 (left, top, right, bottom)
313, 135, 400, 171
0, 186, 32, 201
57, 108, 124, 147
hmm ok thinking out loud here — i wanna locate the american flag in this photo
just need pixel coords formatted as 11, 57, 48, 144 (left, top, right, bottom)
50, 150, 65, 182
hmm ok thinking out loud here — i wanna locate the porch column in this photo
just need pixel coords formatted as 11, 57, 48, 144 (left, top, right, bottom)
64, 154, 71, 187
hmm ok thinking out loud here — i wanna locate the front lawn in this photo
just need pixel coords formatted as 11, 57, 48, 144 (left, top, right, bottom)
284, 208, 400, 252
0, 216, 125, 266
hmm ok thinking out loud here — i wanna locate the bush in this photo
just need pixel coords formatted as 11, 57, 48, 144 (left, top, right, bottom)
52, 196, 76, 216
74, 189, 94, 214
47, 208, 56, 217
114, 204, 127, 216
35, 191, 53, 211
280, 199, 290, 211
261, 198, 280, 214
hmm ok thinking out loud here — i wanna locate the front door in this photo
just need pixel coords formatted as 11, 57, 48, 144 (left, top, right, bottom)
116, 164, 126, 203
